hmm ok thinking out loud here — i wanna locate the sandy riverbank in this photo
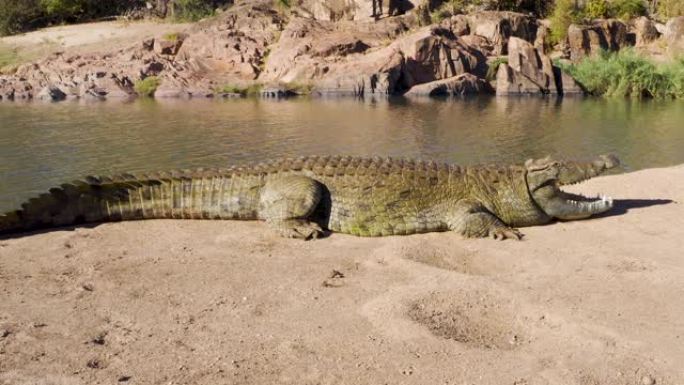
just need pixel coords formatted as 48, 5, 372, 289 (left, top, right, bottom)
0, 165, 682, 385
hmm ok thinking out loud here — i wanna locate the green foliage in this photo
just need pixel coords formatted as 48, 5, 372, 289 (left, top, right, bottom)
559, 50, 684, 99
134, 76, 161, 97
0, 1, 231, 36
163, 32, 179, 41
657, 0, 684, 18
0, 0, 43, 36
549, 0, 584, 44
585, 0, 609, 19
41, 0, 84, 18
173, 0, 215, 21
486, 57, 508, 81
276, 0, 291, 8
608, 0, 647, 20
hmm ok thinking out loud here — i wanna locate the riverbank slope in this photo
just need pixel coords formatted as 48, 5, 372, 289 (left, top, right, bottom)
2, 0, 684, 101
0, 165, 682, 384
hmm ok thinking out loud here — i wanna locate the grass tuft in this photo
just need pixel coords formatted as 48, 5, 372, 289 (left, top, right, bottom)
134, 76, 162, 97
559, 50, 684, 99
486, 57, 508, 81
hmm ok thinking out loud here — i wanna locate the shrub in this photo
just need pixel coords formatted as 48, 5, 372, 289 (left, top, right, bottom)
657, 0, 684, 18
585, 0, 609, 19
0, 0, 43, 36
608, 0, 647, 20
559, 49, 684, 98
173, 0, 215, 21
134, 76, 161, 97
549, 0, 584, 44
486, 57, 508, 81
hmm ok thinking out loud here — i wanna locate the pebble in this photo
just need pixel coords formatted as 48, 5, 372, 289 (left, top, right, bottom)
641, 375, 656, 385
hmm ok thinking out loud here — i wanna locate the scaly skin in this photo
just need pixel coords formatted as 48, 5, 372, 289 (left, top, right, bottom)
0, 155, 619, 240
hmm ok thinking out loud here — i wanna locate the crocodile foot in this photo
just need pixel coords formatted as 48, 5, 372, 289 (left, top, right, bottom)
270, 219, 325, 240
489, 226, 523, 241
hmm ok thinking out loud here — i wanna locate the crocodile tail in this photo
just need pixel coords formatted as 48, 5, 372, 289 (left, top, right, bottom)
0, 175, 158, 235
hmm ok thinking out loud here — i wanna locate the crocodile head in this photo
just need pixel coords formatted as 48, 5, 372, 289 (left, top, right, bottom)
525, 154, 620, 220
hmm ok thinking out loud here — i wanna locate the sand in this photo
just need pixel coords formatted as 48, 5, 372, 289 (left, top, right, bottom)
0, 165, 682, 385
1, 21, 189, 67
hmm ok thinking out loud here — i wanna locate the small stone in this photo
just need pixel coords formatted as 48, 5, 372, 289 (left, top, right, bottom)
641, 375, 656, 385
118, 375, 132, 382
86, 358, 102, 369
91, 332, 106, 345
82, 283, 95, 292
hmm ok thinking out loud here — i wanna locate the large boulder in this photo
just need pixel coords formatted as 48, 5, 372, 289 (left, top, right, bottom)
262, 22, 487, 96
567, 19, 631, 62
631, 17, 659, 47
496, 37, 584, 96
466, 11, 537, 55
404, 73, 489, 96
664, 16, 684, 52
176, 1, 285, 81
507, 37, 556, 94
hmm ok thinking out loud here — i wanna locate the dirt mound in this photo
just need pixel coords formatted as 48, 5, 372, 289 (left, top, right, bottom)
408, 289, 524, 349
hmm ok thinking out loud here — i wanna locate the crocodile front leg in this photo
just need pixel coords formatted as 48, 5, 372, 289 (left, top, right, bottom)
446, 200, 523, 240
258, 175, 325, 240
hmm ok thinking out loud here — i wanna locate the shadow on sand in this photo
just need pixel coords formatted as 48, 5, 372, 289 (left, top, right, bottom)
593, 198, 675, 219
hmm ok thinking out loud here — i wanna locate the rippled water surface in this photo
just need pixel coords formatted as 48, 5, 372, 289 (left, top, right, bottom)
1, 97, 684, 211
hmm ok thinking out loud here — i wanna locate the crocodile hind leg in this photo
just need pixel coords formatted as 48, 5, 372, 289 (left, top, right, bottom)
259, 175, 325, 240
447, 200, 523, 240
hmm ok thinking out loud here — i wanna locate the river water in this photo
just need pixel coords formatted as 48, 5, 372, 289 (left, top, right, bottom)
1, 96, 683, 211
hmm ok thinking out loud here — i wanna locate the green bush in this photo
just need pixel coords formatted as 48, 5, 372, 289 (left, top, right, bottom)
585, 0, 609, 19
609, 0, 647, 20
173, 0, 215, 21
0, 0, 43, 36
559, 50, 684, 98
549, 0, 584, 44
657, 0, 684, 18
134, 76, 162, 97
486, 57, 508, 81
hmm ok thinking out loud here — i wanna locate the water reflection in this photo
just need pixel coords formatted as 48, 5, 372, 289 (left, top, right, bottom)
1, 97, 683, 211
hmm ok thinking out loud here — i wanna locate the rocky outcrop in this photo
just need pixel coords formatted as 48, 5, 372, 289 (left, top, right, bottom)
261, 19, 487, 96
465, 11, 537, 55
0, 0, 594, 101
567, 19, 631, 62
176, 1, 285, 82
404, 73, 488, 96
496, 37, 584, 96
631, 17, 659, 46
664, 16, 684, 52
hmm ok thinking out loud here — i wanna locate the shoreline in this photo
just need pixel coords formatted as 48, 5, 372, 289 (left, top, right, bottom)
2, 1, 683, 103
1, 165, 683, 384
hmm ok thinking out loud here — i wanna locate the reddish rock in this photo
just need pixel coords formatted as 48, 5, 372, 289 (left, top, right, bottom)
664, 16, 684, 52
567, 19, 631, 62
632, 17, 659, 46
466, 11, 537, 55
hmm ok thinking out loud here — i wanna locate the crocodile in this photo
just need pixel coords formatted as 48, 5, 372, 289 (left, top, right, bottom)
0, 154, 619, 240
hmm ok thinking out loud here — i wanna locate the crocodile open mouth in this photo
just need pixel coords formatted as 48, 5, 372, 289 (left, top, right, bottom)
537, 185, 614, 220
